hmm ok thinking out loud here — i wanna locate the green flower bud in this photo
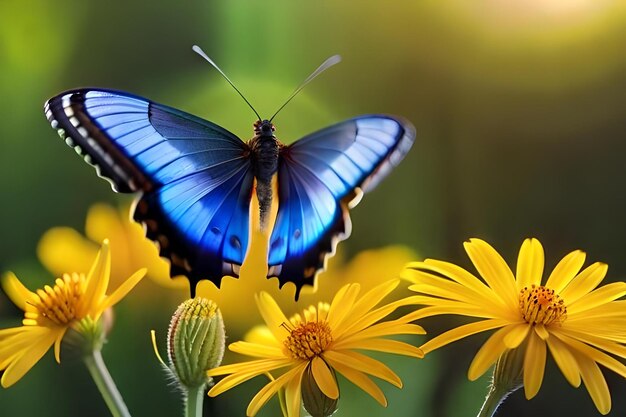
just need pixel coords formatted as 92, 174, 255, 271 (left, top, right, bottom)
167, 297, 225, 389
479, 342, 526, 416
63, 309, 113, 358
492, 343, 525, 396
301, 364, 339, 417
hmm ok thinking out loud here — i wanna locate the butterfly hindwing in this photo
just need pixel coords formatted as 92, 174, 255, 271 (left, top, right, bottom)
45, 89, 253, 291
268, 115, 415, 296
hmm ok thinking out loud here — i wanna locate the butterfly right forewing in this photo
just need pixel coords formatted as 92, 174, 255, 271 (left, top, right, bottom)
268, 115, 415, 298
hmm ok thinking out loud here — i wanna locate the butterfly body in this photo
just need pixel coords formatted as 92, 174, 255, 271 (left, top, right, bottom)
45, 88, 415, 298
249, 119, 281, 229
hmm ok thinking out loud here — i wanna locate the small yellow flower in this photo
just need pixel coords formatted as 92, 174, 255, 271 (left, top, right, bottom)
207, 280, 425, 417
37, 202, 186, 291
196, 239, 415, 335
404, 238, 626, 415
0, 240, 146, 387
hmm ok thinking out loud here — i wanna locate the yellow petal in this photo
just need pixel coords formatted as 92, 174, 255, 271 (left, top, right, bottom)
334, 280, 399, 337
333, 338, 423, 358
1, 329, 57, 387
551, 330, 626, 379
468, 327, 510, 380
208, 357, 293, 377
337, 298, 422, 340
523, 330, 546, 399
515, 238, 544, 289
559, 262, 608, 305
256, 292, 290, 342
285, 365, 306, 417
0, 327, 50, 360
404, 301, 505, 321
544, 249, 585, 293
98, 268, 147, 314
407, 260, 508, 312
327, 283, 360, 330
545, 335, 581, 387
0, 351, 21, 371
463, 239, 518, 307
1, 272, 37, 312
229, 341, 284, 358
209, 370, 267, 397
37, 227, 98, 278
420, 318, 510, 354
0, 327, 28, 340
322, 350, 401, 387
340, 322, 425, 346
53, 328, 67, 363
503, 323, 530, 349
574, 352, 611, 415
311, 356, 339, 399
80, 240, 111, 317
407, 259, 493, 300
534, 324, 550, 341
409, 277, 500, 312
247, 364, 305, 417
566, 282, 626, 316
348, 280, 399, 321
244, 325, 282, 347
324, 356, 387, 406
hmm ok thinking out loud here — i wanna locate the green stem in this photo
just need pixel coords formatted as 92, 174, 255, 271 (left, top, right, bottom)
83, 349, 131, 417
477, 384, 509, 417
185, 385, 205, 417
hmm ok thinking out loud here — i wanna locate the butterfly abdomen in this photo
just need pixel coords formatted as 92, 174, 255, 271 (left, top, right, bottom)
250, 120, 280, 229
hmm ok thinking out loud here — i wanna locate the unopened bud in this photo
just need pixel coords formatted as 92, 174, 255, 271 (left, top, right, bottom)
167, 297, 225, 389
63, 310, 112, 358
301, 364, 339, 417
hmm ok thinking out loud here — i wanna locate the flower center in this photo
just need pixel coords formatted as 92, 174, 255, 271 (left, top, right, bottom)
32, 273, 85, 326
284, 321, 333, 360
519, 284, 567, 326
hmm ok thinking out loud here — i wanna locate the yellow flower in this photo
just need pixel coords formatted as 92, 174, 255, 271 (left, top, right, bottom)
403, 238, 626, 415
0, 240, 146, 387
37, 202, 186, 292
207, 280, 425, 417
196, 235, 415, 335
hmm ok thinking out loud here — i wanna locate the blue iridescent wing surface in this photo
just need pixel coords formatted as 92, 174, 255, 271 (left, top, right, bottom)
44, 89, 253, 292
268, 115, 415, 296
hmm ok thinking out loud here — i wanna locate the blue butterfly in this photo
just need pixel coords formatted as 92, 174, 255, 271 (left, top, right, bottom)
44, 51, 415, 299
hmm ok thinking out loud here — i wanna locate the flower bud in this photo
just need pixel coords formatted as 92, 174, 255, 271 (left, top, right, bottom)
301, 364, 339, 417
63, 309, 113, 358
167, 297, 225, 389
492, 343, 525, 395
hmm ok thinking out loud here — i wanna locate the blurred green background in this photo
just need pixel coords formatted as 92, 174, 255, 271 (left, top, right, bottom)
2, 1, 626, 416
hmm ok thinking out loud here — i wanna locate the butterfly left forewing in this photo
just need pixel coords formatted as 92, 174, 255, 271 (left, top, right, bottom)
268, 115, 415, 298
45, 89, 254, 293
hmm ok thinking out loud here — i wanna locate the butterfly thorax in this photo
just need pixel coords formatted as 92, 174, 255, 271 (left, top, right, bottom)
249, 120, 282, 230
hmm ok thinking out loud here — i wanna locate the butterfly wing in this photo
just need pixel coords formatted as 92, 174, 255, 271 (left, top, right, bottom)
45, 89, 253, 292
268, 115, 415, 297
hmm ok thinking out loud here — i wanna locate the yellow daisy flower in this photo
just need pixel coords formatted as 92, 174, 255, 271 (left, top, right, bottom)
403, 237, 626, 415
37, 202, 186, 292
207, 280, 425, 417
0, 240, 146, 388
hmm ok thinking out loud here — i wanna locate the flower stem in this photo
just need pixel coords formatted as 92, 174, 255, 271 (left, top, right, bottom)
477, 384, 509, 417
83, 350, 131, 417
185, 385, 205, 417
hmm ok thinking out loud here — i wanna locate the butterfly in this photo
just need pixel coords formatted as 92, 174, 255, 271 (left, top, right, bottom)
43, 49, 415, 299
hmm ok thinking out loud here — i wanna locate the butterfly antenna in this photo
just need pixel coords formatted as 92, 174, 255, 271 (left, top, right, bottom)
192, 45, 262, 121
269, 54, 342, 123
